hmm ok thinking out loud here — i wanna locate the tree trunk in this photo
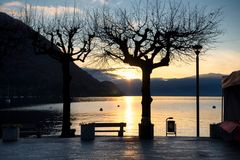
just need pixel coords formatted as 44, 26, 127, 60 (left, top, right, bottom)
139, 67, 154, 139
60, 59, 72, 137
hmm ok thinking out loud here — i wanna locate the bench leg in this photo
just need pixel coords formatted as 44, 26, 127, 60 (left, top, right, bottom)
118, 131, 123, 137
118, 126, 124, 137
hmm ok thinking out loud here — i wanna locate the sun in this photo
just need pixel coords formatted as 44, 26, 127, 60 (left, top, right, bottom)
121, 72, 139, 80
115, 70, 140, 80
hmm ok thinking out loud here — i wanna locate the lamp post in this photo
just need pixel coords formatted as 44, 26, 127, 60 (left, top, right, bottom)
192, 44, 202, 137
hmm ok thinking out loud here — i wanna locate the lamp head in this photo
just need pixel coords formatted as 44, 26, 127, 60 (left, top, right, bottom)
192, 45, 202, 55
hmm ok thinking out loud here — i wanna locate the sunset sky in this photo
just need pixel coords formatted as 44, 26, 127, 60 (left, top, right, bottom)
0, 0, 239, 80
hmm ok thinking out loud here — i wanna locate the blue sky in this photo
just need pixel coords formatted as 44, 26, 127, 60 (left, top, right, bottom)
0, 0, 239, 79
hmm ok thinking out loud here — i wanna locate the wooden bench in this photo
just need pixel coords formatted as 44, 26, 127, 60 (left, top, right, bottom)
20, 123, 42, 138
80, 122, 126, 138
94, 123, 126, 137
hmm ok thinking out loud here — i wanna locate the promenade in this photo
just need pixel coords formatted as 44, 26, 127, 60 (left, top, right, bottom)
0, 136, 240, 160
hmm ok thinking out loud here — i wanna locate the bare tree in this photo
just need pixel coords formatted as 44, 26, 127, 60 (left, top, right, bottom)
32, 9, 94, 137
91, 1, 222, 139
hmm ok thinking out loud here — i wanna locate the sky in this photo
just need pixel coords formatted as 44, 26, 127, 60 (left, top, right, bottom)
0, 0, 240, 80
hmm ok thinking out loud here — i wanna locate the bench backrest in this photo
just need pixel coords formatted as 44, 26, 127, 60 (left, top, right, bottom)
94, 123, 126, 127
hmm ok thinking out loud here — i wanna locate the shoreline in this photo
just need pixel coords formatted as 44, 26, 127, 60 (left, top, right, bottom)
0, 95, 222, 109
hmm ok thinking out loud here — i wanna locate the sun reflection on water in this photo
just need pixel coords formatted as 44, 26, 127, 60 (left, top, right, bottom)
125, 96, 134, 132
123, 96, 141, 135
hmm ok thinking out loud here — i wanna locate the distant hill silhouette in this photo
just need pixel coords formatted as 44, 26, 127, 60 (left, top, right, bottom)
0, 12, 122, 99
112, 73, 223, 96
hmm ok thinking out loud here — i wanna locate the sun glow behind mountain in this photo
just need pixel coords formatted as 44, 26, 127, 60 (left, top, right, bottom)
113, 69, 141, 80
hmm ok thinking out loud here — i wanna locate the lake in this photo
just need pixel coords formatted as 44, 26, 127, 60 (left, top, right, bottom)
2, 96, 222, 137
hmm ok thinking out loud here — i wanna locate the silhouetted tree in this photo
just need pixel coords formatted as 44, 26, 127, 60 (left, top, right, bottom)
31, 9, 94, 137
91, 1, 222, 139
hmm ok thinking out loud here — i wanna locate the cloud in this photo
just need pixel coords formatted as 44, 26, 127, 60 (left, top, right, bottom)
0, 1, 82, 16
82, 66, 142, 81
0, 1, 24, 8
0, 1, 24, 14
82, 68, 121, 81
32, 5, 82, 16
91, 0, 109, 5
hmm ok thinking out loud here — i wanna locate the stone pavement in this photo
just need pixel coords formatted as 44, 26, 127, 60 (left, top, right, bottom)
0, 136, 240, 160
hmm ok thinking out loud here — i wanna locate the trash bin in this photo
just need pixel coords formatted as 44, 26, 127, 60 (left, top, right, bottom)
210, 123, 221, 139
166, 117, 176, 136
81, 123, 95, 141
2, 125, 20, 142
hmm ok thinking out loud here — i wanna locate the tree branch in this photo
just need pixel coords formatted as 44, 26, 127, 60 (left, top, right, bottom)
56, 29, 67, 54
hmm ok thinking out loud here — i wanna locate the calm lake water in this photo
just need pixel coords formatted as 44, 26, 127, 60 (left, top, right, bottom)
7, 96, 222, 137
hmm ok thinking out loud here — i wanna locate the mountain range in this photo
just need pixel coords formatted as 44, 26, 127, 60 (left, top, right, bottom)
83, 68, 224, 96
110, 73, 223, 96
